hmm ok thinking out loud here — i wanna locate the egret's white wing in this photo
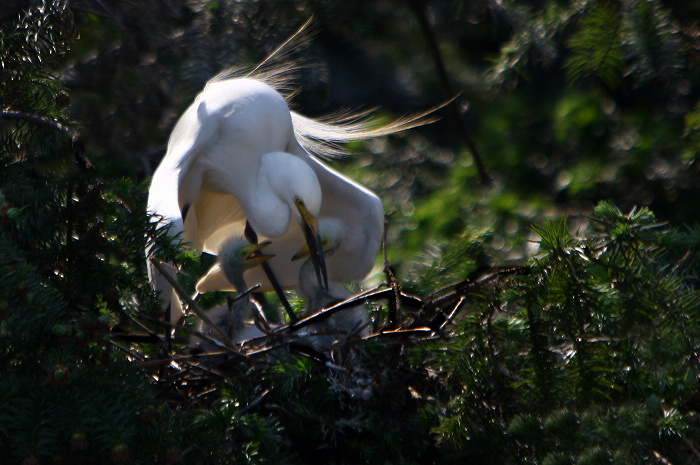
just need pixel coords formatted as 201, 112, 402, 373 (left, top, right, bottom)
186, 189, 247, 254
299, 151, 384, 284
196, 263, 236, 293
147, 91, 222, 322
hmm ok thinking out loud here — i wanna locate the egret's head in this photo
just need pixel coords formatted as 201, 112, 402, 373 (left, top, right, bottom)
294, 195, 319, 233
219, 239, 275, 277
196, 239, 273, 294
253, 152, 322, 238
289, 175, 321, 224
292, 218, 344, 260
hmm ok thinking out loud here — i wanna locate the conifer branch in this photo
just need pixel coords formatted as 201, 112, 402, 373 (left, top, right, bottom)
0, 110, 95, 172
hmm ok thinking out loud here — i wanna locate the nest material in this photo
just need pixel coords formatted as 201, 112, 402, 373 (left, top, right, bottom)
113, 262, 527, 409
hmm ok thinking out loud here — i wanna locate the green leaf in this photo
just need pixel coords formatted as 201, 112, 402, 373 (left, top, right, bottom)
565, 2, 624, 88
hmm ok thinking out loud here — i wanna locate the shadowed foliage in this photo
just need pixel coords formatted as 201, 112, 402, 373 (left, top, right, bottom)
2, 1, 700, 464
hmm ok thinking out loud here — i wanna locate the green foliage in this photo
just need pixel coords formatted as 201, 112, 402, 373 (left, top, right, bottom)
565, 2, 624, 88
0, 0, 74, 116
422, 204, 700, 464
2, 1, 700, 464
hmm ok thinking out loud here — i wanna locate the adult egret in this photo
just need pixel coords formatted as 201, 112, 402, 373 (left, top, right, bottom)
147, 76, 329, 324
294, 218, 370, 348
191, 237, 273, 347
147, 25, 436, 324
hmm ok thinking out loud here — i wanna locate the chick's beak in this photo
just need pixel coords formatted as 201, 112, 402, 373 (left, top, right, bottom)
291, 242, 311, 261
295, 200, 328, 291
244, 241, 275, 265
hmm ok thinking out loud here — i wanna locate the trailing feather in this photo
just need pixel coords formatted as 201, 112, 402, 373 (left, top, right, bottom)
205, 18, 441, 162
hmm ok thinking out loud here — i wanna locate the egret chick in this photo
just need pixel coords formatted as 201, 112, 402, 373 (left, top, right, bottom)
294, 218, 371, 348
191, 238, 273, 348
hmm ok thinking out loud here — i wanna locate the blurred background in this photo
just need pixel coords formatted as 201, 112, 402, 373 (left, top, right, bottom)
9, 0, 697, 285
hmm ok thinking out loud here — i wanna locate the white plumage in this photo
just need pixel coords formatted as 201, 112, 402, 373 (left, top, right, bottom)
295, 218, 370, 349
147, 27, 434, 324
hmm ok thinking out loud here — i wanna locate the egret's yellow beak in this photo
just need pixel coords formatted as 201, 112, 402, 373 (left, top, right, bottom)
294, 197, 328, 291
243, 241, 275, 265
291, 242, 311, 261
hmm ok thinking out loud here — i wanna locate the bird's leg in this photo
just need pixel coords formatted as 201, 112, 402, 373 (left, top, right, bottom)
245, 221, 298, 322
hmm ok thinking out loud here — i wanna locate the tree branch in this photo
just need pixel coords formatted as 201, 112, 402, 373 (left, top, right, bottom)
406, 0, 492, 184
0, 110, 95, 172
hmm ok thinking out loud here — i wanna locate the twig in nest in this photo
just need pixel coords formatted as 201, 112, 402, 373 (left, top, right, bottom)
138, 314, 247, 365
112, 307, 165, 345
423, 267, 527, 315
355, 286, 423, 310
425, 296, 466, 334
362, 327, 436, 341
109, 340, 145, 361
284, 295, 368, 332
149, 258, 240, 352
383, 212, 400, 329
136, 352, 224, 369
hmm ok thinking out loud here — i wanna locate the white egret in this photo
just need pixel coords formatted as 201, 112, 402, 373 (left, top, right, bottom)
191, 237, 273, 347
147, 25, 436, 324
293, 218, 370, 348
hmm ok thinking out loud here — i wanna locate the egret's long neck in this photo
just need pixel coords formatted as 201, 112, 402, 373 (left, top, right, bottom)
245, 151, 321, 239
246, 182, 289, 239
298, 259, 318, 302
230, 296, 248, 335
221, 268, 252, 336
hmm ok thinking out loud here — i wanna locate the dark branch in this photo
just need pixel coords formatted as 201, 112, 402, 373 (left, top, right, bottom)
0, 110, 95, 172
406, 0, 492, 185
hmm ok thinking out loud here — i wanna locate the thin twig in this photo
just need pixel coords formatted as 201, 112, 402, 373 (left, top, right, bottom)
109, 340, 145, 361
286, 296, 367, 331
383, 212, 400, 329
114, 306, 165, 345
684, 438, 700, 461
361, 327, 435, 341
438, 296, 466, 330
0, 110, 95, 172
405, 0, 491, 184
149, 257, 238, 351
138, 314, 245, 360
424, 266, 526, 311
